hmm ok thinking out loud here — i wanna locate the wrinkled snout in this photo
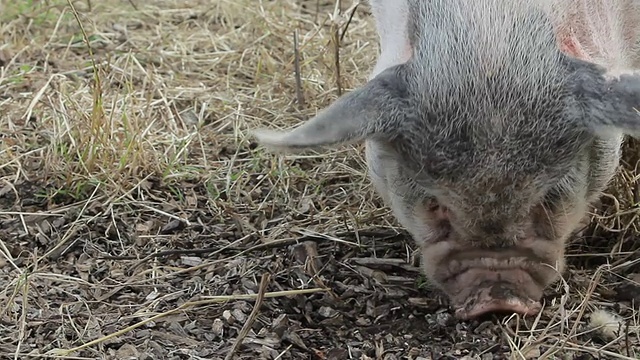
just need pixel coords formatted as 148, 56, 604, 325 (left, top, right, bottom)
446, 267, 546, 320
452, 281, 542, 320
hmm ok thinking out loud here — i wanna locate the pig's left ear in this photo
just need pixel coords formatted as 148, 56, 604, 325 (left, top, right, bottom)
250, 64, 410, 152
571, 64, 640, 138
597, 71, 640, 137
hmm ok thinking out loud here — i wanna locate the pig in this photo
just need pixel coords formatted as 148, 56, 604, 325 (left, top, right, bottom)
249, 0, 640, 320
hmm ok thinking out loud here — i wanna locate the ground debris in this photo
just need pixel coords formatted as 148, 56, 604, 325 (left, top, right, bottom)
1, 0, 640, 359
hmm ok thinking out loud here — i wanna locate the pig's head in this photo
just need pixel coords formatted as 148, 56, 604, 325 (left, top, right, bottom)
250, 1, 640, 320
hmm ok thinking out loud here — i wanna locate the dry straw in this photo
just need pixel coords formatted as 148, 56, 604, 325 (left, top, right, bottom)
1, 0, 640, 358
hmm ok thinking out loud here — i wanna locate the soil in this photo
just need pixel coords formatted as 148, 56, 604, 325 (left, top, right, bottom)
2, 176, 640, 360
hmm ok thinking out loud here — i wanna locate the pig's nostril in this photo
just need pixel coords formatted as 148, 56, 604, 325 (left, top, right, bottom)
454, 296, 542, 320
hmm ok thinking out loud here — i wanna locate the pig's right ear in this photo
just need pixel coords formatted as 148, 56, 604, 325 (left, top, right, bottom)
250, 64, 409, 152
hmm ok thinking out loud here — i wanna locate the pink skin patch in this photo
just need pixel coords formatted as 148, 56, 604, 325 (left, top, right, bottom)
455, 295, 542, 320
448, 266, 545, 320
558, 31, 591, 60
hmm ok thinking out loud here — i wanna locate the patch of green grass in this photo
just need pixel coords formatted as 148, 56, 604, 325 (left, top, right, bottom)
0, 0, 71, 24
415, 274, 430, 290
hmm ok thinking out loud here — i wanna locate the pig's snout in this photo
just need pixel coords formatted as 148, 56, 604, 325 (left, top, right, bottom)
453, 281, 542, 320
442, 263, 549, 320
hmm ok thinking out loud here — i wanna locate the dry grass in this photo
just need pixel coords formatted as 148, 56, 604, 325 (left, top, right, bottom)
1, 0, 640, 359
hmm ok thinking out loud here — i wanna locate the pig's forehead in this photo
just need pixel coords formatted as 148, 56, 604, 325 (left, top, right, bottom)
403, 153, 569, 211
395, 130, 587, 197
392, 71, 591, 185
397, 123, 586, 178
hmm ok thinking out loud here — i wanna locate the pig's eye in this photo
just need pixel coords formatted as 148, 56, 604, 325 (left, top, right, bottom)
424, 197, 440, 212
422, 197, 452, 234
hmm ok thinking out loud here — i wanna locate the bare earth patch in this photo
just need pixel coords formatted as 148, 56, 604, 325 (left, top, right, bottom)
2, 0, 640, 359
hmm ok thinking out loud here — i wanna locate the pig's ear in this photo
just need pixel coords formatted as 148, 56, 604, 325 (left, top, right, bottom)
569, 63, 640, 138
595, 71, 640, 137
250, 64, 409, 152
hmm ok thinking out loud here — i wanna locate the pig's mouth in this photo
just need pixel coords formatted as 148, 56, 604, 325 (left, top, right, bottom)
453, 287, 542, 320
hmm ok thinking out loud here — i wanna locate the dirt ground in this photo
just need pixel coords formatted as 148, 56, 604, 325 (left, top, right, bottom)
2, 0, 640, 359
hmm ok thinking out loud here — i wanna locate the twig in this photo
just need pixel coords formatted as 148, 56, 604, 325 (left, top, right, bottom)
225, 273, 271, 360
274, 345, 293, 360
102, 246, 227, 261
127, 0, 139, 11
561, 344, 638, 360
625, 320, 631, 357
109, 230, 393, 265
330, 0, 342, 96
340, 1, 360, 41
115, 231, 399, 278
334, 229, 405, 240
123, 237, 300, 275
350, 257, 421, 272
138, 203, 192, 226
293, 30, 305, 107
